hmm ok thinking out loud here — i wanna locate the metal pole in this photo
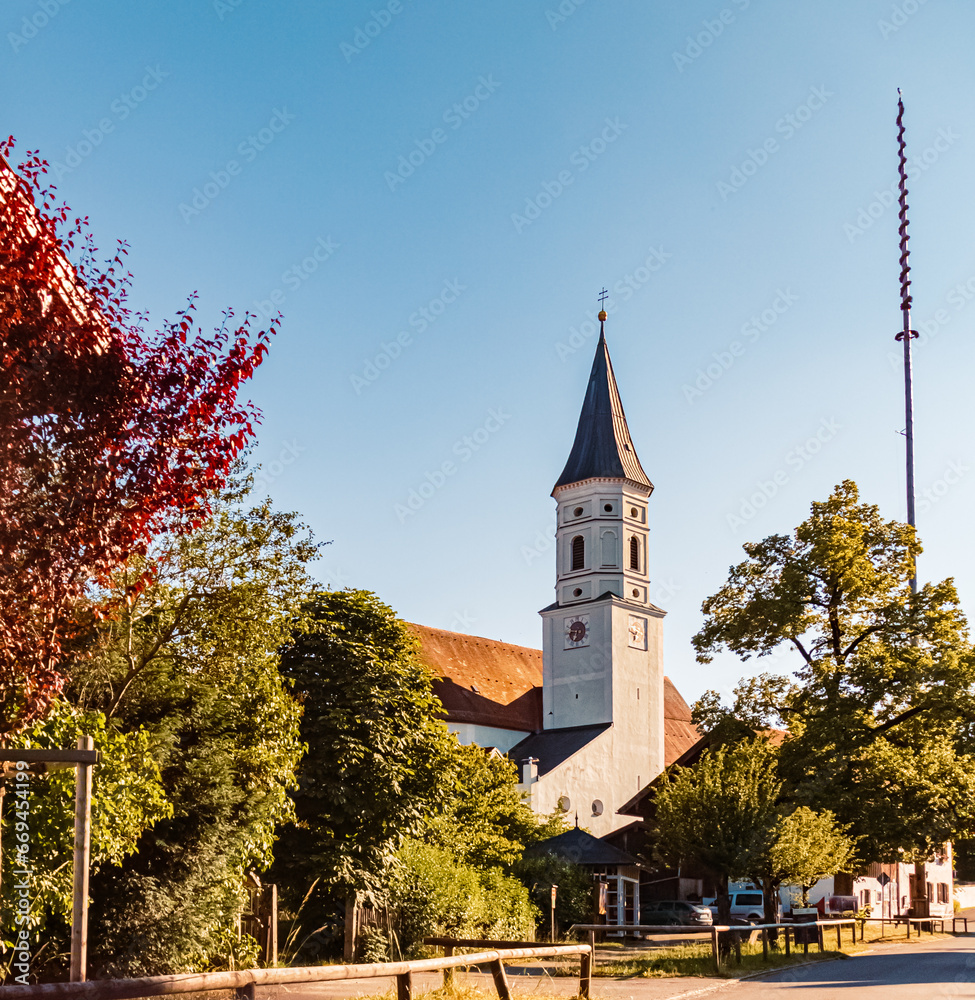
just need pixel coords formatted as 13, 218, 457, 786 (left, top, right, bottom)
70, 736, 94, 982
896, 90, 919, 594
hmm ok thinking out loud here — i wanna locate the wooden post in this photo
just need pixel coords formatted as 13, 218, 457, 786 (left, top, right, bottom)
234, 985, 256, 1000
836, 924, 842, 949
344, 895, 358, 963
733, 933, 741, 965
711, 926, 720, 973
906, 919, 911, 939
268, 884, 278, 966
397, 971, 412, 1000
817, 923, 823, 953
579, 944, 592, 999
70, 736, 94, 983
761, 928, 768, 961
784, 925, 790, 956
442, 944, 454, 987
490, 958, 512, 1000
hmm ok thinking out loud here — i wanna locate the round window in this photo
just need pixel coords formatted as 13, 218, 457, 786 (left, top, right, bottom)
573, 506, 584, 517
603, 503, 613, 512
558, 795, 571, 812
632, 588, 639, 598
630, 507, 638, 518
573, 588, 583, 597
591, 799, 604, 816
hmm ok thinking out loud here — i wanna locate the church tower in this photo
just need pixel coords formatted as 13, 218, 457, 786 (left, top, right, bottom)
538, 312, 665, 786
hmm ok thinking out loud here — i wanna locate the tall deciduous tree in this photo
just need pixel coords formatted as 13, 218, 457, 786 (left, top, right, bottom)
55, 478, 315, 976
653, 739, 782, 924
270, 590, 457, 958
693, 481, 975, 911
0, 143, 275, 733
747, 806, 855, 923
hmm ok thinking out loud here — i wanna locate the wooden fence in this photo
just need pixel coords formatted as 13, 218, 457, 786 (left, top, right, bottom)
0, 943, 592, 1000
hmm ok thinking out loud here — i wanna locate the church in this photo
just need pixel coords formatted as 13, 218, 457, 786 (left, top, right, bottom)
409, 309, 700, 839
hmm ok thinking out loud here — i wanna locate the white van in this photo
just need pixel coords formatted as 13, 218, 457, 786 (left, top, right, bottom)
702, 890, 766, 923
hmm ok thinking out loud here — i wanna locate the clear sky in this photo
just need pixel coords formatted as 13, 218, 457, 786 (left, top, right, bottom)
5, 0, 975, 706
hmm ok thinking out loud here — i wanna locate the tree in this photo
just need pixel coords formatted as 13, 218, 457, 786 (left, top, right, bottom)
653, 739, 782, 924
51, 477, 315, 976
693, 481, 975, 911
747, 806, 855, 922
0, 142, 275, 734
269, 590, 458, 959
422, 743, 564, 869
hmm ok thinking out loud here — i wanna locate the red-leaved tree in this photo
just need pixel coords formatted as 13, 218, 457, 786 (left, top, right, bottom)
0, 139, 276, 734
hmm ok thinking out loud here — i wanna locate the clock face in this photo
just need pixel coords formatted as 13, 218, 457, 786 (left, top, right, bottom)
564, 615, 590, 648
628, 615, 647, 650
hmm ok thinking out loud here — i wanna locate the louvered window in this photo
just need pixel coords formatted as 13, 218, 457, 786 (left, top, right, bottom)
629, 536, 639, 570
571, 535, 585, 571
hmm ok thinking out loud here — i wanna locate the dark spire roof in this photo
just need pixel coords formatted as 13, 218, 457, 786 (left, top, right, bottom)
553, 324, 653, 492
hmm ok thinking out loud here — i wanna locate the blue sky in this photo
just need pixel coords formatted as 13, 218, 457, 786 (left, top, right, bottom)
5, 0, 975, 705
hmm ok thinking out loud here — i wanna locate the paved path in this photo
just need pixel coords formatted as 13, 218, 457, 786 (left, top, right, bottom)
266, 933, 975, 1000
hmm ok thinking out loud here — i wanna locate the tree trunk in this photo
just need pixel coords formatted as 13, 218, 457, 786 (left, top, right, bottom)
716, 874, 732, 957
760, 878, 779, 945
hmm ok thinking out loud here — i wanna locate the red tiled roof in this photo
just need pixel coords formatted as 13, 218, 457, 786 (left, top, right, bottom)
408, 623, 543, 732
409, 623, 701, 760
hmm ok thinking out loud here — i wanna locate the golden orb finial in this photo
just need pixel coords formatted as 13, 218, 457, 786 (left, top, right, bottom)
598, 310, 607, 321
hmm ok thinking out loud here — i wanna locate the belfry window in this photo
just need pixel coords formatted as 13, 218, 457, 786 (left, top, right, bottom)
629, 536, 639, 570
571, 535, 585, 571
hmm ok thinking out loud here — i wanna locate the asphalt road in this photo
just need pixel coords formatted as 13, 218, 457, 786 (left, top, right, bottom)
721, 933, 975, 998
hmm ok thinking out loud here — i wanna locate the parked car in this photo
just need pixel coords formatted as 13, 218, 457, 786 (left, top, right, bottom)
703, 891, 766, 923
642, 900, 714, 926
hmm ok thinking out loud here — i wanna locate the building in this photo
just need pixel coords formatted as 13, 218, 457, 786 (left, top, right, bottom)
411, 313, 700, 838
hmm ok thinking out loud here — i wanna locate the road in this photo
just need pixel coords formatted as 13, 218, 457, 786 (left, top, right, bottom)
270, 934, 975, 1000
721, 933, 975, 998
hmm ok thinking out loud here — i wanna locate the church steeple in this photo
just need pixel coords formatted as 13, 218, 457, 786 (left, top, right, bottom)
553, 321, 653, 493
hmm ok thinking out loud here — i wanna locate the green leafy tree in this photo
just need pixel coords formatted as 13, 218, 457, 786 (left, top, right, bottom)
269, 589, 458, 958
423, 744, 564, 869
746, 806, 855, 922
55, 476, 315, 976
693, 481, 975, 910
1, 699, 171, 974
653, 739, 781, 924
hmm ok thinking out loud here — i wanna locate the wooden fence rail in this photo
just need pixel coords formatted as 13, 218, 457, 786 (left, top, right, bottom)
0, 944, 592, 1000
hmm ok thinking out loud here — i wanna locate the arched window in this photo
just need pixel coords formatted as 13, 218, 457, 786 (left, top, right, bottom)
571, 535, 585, 571
629, 536, 640, 570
